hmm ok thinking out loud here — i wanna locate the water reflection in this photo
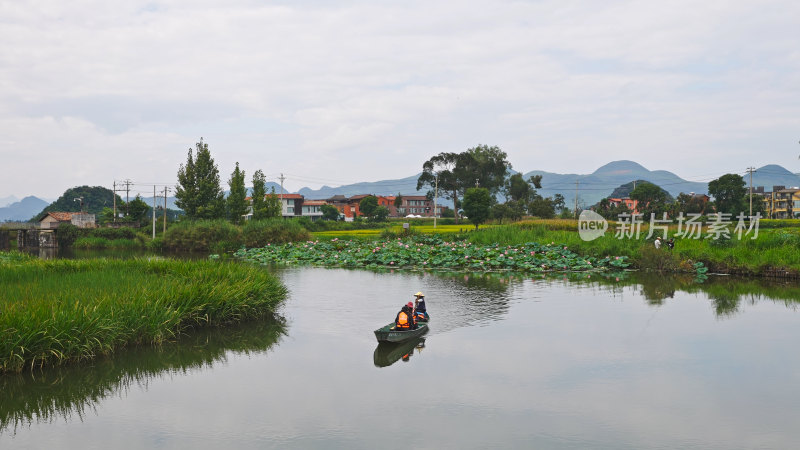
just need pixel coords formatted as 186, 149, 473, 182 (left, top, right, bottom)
0, 316, 286, 435
373, 338, 427, 368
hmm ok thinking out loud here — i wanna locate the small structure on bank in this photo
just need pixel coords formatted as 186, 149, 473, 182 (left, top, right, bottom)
39, 212, 96, 229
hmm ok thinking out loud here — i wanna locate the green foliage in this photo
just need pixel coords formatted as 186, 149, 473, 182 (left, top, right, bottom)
126, 195, 150, 224
175, 138, 225, 220
226, 162, 248, 224
163, 219, 242, 252
371, 205, 390, 222
57, 223, 80, 247
0, 258, 287, 373
528, 196, 555, 219
235, 234, 630, 273
462, 187, 493, 230
630, 182, 670, 215
242, 218, 311, 247
708, 173, 747, 215
321, 204, 341, 221
359, 195, 379, 218
251, 169, 268, 220
265, 189, 282, 218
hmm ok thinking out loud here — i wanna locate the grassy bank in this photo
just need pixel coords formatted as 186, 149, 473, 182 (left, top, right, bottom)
468, 220, 800, 277
0, 253, 288, 373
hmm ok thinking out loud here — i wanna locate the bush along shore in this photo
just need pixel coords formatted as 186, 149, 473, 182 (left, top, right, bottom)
234, 235, 631, 273
0, 253, 288, 373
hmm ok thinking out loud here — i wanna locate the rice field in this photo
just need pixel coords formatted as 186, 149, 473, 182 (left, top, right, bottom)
0, 253, 288, 373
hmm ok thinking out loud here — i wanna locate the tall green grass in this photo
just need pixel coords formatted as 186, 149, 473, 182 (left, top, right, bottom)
0, 254, 287, 373
468, 221, 800, 276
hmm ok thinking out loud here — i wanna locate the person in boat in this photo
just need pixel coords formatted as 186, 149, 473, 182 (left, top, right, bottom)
413, 291, 429, 322
395, 302, 417, 330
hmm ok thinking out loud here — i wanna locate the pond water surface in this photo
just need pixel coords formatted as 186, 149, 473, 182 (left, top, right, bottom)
2, 267, 799, 449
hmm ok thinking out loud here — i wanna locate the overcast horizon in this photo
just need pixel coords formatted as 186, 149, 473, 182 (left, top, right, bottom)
2, 1, 799, 199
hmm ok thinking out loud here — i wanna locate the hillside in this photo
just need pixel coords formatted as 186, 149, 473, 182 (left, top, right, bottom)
523, 160, 707, 208
34, 186, 121, 221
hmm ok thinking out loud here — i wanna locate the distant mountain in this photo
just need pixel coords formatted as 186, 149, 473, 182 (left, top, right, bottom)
524, 160, 707, 209
0, 195, 19, 208
751, 165, 800, 191
297, 174, 424, 199
0, 196, 49, 222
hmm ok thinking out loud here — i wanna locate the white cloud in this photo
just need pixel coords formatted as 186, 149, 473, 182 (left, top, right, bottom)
1, 0, 799, 197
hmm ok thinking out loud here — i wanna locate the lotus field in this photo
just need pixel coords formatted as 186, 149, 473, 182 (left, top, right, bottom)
235, 236, 631, 272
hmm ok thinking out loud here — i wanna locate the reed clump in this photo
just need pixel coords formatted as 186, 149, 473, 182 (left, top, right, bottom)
0, 253, 287, 373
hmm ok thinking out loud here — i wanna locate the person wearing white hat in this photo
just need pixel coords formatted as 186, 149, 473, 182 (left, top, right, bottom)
413, 291, 429, 322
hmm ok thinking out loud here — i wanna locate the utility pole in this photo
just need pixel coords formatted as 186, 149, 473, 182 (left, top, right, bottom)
279, 173, 286, 217
112, 181, 116, 222
152, 185, 156, 239
433, 172, 439, 229
574, 179, 579, 219
163, 186, 170, 233
746, 167, 756, 217
123, 179, 132, 218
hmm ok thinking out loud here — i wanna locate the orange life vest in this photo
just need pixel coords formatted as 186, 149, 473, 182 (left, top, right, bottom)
397, 311, 411, 329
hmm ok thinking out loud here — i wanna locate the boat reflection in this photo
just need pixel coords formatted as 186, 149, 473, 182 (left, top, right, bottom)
373, 338, 427, 368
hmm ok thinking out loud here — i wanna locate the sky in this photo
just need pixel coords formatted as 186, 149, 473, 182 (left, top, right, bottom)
1, 0, 799, 199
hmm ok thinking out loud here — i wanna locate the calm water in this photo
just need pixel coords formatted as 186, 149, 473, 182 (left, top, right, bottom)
2, 267, 800, 449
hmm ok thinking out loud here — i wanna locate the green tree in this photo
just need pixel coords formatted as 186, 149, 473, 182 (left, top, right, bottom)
226, 162, 248, 224
251, 170, 268, 220
462, 187, 492, 230
455, 145, 513, 199
491, 203, 515, 224
506, 173, 543, 202
417, 152, 462, 223
126, 195, 150, 224
175, 138, 225, 220
708, 174, 747, 215
393, 193, 403, 209
265, 188, 282, 218
321, 204, 341, 221
552, 193, 566, 213
630, 182, 669, 216
359, 195, 379, 219
372, 206, 390, 222
528, 195, 555, 218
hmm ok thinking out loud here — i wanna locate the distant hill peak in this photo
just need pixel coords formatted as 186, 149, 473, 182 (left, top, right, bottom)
592, 160, 649, 176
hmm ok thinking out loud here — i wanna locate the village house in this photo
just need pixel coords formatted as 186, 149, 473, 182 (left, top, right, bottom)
761, 186, 800, 219
39, 212, 96, 229
607, 198, 639, 214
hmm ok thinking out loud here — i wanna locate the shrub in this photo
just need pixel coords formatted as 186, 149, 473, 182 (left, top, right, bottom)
163, 220, 242, 252
242, 218, 310, 247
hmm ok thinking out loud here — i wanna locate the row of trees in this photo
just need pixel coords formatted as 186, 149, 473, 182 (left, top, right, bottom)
175, 138, 281, 224
595, 174, 765, 219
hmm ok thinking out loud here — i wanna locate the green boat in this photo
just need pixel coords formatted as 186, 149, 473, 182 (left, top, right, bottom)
373, 322, 428, 343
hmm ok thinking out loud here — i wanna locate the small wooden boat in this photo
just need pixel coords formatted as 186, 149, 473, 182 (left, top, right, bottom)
374, 322, 428, 343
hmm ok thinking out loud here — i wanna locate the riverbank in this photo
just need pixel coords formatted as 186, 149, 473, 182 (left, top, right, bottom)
467, 220, 800, 278
0, 253, 287, 373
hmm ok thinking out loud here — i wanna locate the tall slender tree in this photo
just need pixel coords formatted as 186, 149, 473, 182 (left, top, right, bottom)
175, 138, 225, 219
251, 169, 268, 220
227, 162, 248, 224
175, 149, 197, 217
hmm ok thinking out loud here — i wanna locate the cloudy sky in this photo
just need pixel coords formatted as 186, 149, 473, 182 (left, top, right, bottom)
1, 0, 799, 199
